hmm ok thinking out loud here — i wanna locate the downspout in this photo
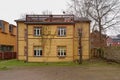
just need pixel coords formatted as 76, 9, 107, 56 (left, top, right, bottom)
73, 23, 75, 61
16, 22, 18, 60
89, 22, 91, 60
26, 24, 28, 62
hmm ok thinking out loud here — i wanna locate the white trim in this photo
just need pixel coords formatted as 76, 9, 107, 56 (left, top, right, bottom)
34, 27, 41, 36
58, 47, 66, 57
58, 27, 66, 36
34, 47, 42, 56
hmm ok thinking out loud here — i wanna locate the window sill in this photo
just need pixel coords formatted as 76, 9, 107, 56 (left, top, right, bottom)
57, 35, 66, 37
10, 33, 16, 36
1, 31, 7, 34
34, 35, 42, 37
34, 56, 42, 57
57, 56, 66, 58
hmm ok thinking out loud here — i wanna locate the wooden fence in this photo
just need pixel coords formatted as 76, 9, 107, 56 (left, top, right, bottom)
0, 52, 16, 60
90, 48, 104, 59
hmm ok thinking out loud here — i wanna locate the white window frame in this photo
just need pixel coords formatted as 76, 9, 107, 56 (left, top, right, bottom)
34, 27, 42, 36
34, 47, 42, 57
58, 47, 66, 57
58, 27, 66, 36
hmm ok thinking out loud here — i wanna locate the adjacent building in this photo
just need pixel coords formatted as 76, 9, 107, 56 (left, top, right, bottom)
15, 14, 90, 62
0, 20, 17, 57
107, 34, 120, 46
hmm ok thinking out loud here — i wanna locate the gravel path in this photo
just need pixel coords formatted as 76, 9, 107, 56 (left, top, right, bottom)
0, 66, 120, 80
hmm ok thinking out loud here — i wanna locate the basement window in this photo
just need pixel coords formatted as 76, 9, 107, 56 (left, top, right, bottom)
57, 46, 66, 57
34, 47, 42, 57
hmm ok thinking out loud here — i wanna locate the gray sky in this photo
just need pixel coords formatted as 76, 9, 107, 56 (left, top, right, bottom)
0, 0, 69, 25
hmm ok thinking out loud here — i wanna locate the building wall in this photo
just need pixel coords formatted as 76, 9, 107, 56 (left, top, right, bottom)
0, 21, 17, 52
27, 24, 74, 62
74, 22, 90, 60
107, 37, 120, 46
17, 22, 26, 60
17, 21, 90, 62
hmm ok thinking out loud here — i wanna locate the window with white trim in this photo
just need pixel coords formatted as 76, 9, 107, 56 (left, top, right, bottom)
57, 46, 66, 57
34, 27, 42, 36
58, 27, 66, 36
34, 47, 42, 56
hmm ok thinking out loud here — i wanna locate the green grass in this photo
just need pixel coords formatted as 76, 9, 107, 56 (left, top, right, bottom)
0, 59, 120, 70
0, 59, 78, 70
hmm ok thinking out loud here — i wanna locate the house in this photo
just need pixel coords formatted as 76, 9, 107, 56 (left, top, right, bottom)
107, 34, 120, 46
0, 20, 17, 59
15, 14, 91, 62
91, 30, 107, 48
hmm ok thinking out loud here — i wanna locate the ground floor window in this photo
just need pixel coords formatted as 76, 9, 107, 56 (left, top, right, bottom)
34, 46, 42, 57
57, 46, 66, 57
0, 45, 14, 52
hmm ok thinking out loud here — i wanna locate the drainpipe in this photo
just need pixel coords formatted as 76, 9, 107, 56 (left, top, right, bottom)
73, 23, 75, 61
78, 28, 82, 64
26, 24, 28, 62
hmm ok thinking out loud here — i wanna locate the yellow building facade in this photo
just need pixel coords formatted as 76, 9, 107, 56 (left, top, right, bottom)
15, 15, 90, 62
0, 20, 17, 53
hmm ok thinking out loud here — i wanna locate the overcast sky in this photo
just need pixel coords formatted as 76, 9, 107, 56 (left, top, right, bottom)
0, 0, 69, 25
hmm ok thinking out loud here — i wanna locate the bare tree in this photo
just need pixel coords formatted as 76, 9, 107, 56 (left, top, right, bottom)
67, 0, 120, 47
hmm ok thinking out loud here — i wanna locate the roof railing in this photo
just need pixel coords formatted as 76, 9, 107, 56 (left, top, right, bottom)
26, 15, 74, 22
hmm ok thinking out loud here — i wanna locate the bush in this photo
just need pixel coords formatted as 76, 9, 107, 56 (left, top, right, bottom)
103, 47, 120, 63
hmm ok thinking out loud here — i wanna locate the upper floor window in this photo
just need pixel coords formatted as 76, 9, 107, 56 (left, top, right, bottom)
58, 27, 66, 36
9, 25, 13, 33
0, 21, 2, 29
57, 46, 66, 57
34, 27, 42, 36
0, 21, 5, 33
2, 24, 5, 32
34, 46, 42, 57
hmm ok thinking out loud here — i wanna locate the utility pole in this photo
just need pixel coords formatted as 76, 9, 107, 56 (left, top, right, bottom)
78, 28, 82, 64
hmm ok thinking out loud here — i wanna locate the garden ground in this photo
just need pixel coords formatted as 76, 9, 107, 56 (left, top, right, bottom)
0, 59, 120, 80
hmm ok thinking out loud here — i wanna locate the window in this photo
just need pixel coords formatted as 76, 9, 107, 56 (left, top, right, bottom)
0, 21, 2, 28
34, 27, 42, 36
57, 46, 66, 57
34, 47, 42, 56
9, 25, 13, 33
0, 21, 5, 32
1, 23, 5, 32
58, 27, 66, 36
0, 45, 13, 52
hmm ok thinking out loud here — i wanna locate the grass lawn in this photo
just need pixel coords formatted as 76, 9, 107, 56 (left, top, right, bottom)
0, 59, 120, 70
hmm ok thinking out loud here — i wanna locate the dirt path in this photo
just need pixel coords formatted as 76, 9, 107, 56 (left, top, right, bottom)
0, 66, 120, 80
